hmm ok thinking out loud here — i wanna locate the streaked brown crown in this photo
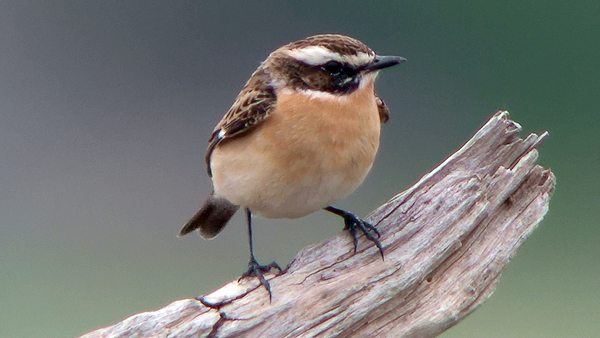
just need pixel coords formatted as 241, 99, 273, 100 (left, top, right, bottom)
284, 34, 375, 59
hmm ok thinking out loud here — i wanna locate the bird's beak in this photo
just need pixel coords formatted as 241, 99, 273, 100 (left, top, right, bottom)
363, 55, 407, 72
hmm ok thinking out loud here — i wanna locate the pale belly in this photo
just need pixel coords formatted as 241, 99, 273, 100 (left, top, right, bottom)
210, 88, 381, 219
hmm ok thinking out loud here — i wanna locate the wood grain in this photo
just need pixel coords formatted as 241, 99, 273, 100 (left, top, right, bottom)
81, 111, 555, 338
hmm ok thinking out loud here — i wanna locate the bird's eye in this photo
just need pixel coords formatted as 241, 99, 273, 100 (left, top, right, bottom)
323, 61, 343, 75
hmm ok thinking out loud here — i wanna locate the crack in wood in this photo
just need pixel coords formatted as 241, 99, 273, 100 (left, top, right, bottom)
79, 111, 555, 338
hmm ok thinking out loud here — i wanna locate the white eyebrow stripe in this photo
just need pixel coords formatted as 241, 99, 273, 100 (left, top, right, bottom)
286, 46, 374, 67
345, 52, 375, 66
286, 46, 341, 65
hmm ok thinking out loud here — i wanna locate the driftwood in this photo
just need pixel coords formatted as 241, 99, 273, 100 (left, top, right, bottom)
81, 111, 555, 338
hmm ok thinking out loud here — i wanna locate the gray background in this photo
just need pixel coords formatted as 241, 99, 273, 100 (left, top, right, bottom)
1, 1, 598, 337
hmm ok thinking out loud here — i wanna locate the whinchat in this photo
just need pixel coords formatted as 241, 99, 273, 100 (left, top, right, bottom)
179, 34, 406, 298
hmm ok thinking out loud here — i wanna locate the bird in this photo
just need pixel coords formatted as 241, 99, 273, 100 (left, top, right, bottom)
179, 34, 406, 299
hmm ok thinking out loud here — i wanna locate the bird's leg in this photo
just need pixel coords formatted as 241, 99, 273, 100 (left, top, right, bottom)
324, 206, 384, 260
239, 208, 282, 301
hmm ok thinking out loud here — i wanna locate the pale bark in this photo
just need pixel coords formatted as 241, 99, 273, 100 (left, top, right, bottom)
81, 111, 555, 338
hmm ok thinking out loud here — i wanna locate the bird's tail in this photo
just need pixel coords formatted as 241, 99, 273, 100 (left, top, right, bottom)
179, 191, 239, 239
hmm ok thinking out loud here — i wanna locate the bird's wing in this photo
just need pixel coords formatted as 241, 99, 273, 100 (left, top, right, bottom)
375, 93, 390, 124
205, 68, 277, 176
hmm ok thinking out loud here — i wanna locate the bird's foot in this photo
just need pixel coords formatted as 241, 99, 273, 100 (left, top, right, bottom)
239, 257, 282, 301
325, 206, 384, 259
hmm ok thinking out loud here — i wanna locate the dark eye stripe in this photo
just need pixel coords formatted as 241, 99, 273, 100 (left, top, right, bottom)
323, 61, 343, 74
321, 61, 357, 77
290, 60, 361, 95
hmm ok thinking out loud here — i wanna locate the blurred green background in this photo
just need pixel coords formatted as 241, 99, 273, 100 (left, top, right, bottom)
1, 1, 598, 337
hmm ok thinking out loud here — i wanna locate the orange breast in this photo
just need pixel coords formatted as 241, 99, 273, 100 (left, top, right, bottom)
210, 80, 382, 218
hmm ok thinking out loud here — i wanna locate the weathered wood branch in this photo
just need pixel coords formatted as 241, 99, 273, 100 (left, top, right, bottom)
81, 111, 555, 338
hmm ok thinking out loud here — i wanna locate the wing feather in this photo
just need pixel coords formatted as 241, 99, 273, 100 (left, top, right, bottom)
205, 68, 276, 176
375, 94, 390, 124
